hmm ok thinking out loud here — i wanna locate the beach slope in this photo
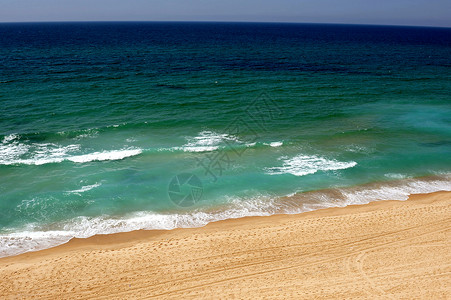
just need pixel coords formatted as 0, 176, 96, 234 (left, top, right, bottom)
1, 191, 450, 299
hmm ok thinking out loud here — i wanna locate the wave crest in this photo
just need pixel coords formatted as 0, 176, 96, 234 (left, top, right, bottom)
0, 135, 141, 166
180, 130, 240, 152
265, 154, 357, 176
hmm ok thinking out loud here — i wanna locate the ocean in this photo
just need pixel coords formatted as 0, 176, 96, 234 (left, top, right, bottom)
1, 22, 450, 257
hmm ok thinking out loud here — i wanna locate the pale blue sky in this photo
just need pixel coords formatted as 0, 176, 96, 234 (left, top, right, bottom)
1, 0, 450, 27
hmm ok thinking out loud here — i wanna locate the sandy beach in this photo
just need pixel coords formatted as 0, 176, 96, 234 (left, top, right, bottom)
0, 191, 450, 299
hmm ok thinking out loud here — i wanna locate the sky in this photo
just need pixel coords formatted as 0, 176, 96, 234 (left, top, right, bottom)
1, 0, 450, 27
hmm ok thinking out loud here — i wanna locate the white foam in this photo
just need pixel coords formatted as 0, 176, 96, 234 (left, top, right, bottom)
0, 141, 141, 166
385, 173, 409, 179
0, 139, 81, 165
181, 130, 240, 152
67, 183, 102, 194
0, 136, 30, 163
182, 145, 219, 152
269, 141, 283, 147
1, 175, 450, 258
73, 131, 99, 140
67, 149, 142, 163
0, 230, 75, 258
106, 123, 126, 128
32, 144, 81, 165
263, 141, 283, 147
265, 154, 357, 176
2, 133, 19, 144
0, 132, 142, 166
0, 195, 281, 258
57, 128, 99, 138
344, 145, 370, 153
339, 177, 451, 206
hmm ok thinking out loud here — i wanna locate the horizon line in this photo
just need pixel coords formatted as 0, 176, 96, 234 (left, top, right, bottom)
0, 20, 450, 29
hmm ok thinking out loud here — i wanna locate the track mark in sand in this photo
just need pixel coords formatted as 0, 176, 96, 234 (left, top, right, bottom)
3, 206, 449, 299
345, 248, 396, 299
82, 218, 451, 299
142, 219, 451, 298
344, 221, 450, 299
355, 251, 396, 299
129, 218, 449, 297
409, 241, 448, 247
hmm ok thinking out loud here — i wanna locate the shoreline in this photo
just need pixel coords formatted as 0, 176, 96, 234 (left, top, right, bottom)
1, 191, 450, 298
1, 173, 450, 259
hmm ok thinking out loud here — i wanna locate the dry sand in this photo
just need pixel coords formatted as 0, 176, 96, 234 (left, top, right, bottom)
0, 191, 450, 299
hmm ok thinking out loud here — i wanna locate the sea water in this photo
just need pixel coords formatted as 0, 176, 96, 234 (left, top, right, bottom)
0, 22, 450, 257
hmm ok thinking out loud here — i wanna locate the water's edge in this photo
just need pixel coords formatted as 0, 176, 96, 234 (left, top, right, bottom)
1, 173, 450, 258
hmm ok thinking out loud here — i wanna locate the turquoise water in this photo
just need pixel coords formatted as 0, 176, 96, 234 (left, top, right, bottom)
1, 22, 450, 256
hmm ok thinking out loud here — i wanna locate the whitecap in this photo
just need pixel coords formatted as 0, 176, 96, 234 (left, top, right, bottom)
269, 141, 283, 147
0, 137, 30, 163
0, 142, 141, 166
180, 130, 240, 152
2, 133, 19, 144
67, 183, 102, 194
265, 154, 357, 176
67, 149, 142, 163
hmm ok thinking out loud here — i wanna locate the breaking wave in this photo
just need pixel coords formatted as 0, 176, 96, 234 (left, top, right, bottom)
0, 134, 142, 165
1, 174, 450, 258
265, 154, 357, 176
